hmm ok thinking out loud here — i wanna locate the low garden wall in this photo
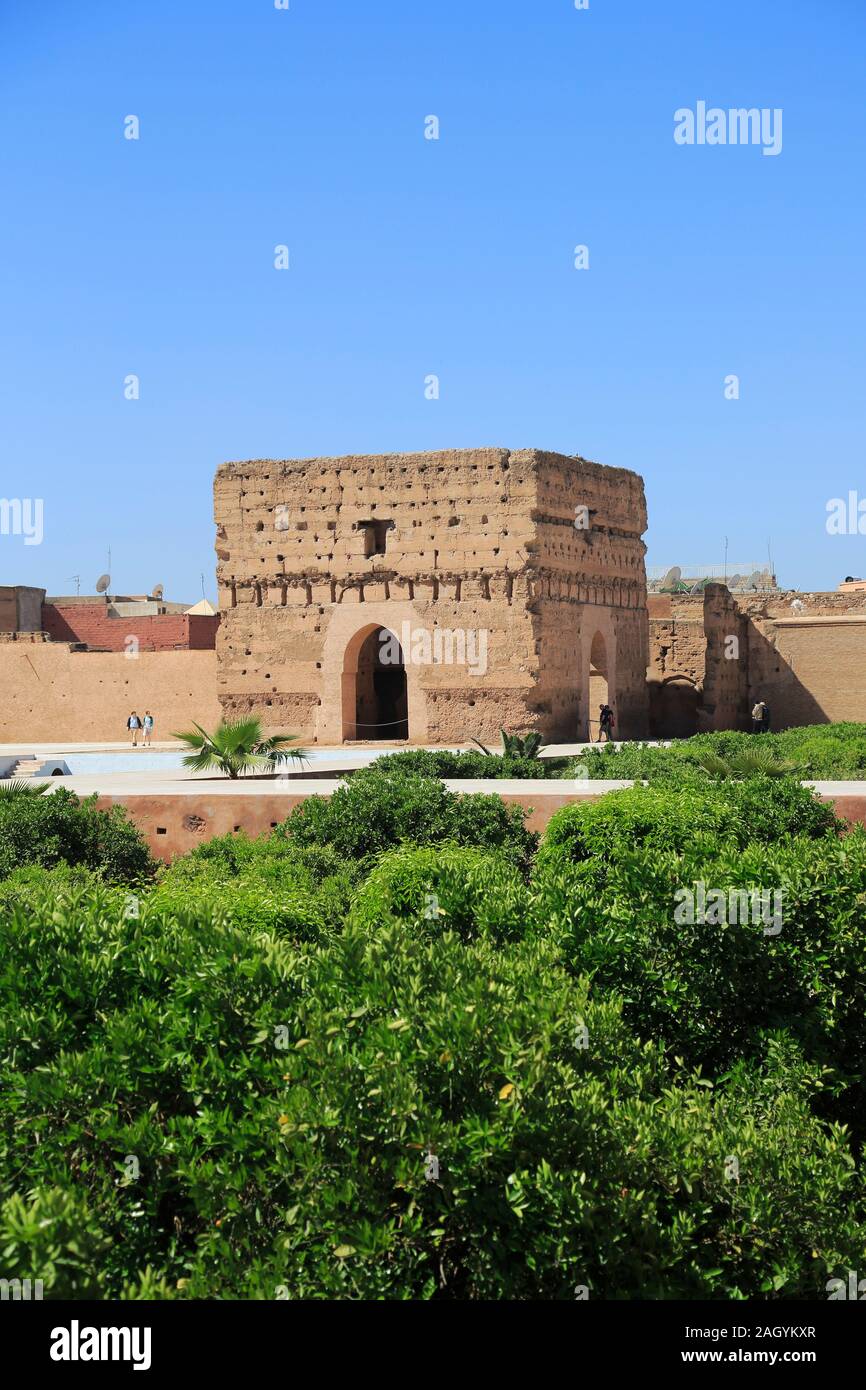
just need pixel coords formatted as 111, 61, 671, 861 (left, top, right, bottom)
91, 779, 866, 862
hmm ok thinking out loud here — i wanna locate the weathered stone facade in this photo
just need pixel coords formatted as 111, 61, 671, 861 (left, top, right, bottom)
214, 447, 650, 743
648, 586, 866, 733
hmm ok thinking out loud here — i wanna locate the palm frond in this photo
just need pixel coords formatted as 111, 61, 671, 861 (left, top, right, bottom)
0, 778, 52, 798
172, 719, 306, 778
695, 751, 734, 779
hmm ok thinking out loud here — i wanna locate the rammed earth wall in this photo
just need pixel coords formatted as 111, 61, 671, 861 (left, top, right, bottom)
213, 447, 650, 743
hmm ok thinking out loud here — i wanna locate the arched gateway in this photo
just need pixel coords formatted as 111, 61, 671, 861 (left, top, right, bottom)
341, 624, 408, 741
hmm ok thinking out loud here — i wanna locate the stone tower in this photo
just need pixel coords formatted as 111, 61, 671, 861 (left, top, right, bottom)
213, 447, 649, 743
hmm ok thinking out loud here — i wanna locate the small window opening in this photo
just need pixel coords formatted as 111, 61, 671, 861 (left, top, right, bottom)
359, 519, 392, 557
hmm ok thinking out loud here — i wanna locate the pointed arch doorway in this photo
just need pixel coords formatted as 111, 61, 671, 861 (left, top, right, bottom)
588, 630, 609, 741
341, 624, 409, 741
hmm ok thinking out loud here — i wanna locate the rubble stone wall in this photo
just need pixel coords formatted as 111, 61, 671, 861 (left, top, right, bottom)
214, 447, 650, 743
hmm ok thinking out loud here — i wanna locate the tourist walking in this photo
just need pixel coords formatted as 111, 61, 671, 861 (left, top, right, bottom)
751, 700, 766, 734
142, 711, 155, 746
127, 711, 142, 746
597, 703, 615, 742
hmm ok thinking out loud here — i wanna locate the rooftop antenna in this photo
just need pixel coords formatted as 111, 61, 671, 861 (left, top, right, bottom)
723, 536, 728, 586
201, 572, 206, 600
64, 574, 81, 596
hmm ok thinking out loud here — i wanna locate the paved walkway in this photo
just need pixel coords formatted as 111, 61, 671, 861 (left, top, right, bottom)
15, 773, 632, 799
0, 737, 862, 799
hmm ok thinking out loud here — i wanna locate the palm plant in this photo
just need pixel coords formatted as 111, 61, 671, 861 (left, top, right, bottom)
172, 718, 308, 780
0, 778, 51, 798
472, 729, 545, 759
695, 746, 800, 780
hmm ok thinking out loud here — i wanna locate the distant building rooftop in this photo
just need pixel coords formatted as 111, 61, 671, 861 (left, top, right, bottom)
46, 593, 193, 615
646, 565, 779, 595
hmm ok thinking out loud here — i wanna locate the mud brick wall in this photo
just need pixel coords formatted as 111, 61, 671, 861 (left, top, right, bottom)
701, 584, 750, 731
647, 587, 866, 732
214, 447, 650, 743
0, 644, 220, 741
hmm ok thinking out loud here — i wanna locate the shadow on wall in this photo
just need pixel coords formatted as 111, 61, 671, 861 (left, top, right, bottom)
746, 622, 829, 730
648, 675, 699, 737
648, 622, 830, 735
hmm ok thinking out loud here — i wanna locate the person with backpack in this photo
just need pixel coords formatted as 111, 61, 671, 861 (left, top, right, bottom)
597, 703, 615, 742
127, 711, 142, 746
751, 700, 766, 734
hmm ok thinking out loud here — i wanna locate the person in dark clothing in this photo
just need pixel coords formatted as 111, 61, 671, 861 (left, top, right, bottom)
597, 704, 615, 742
761, 702, 771, 733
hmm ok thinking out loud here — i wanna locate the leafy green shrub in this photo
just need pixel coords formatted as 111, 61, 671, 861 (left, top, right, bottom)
0, 787, 154, 884
533, 819, 866, 1131
147, 873, 328, 943
567, 724, 866, 783
163, 833, 352, 885
537, 780, 839, 877
538, 785, 735, 871
720, 776, 842, 841
0, 862, 109, 912
0, 890, 862, 1299
348, 845, 530, 943
279, 768, 537, 871
562, 740, 683, 784
155, 834, 359, 929
0, 1188, 110, 1300
372, 748, 566, 779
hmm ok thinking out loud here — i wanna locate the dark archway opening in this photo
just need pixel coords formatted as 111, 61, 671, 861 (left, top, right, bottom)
352, 626, 408, 740
649, 676, 699, 738
588, 631, 610, 740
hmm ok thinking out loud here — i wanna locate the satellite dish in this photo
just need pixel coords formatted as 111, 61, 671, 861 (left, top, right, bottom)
660, 565, 681, 591
152, 584, 164, 600
746, 570, 763, 590
96, 573, 111, 594
728, 573, 743, 590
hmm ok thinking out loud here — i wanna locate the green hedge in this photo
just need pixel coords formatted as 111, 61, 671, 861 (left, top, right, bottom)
2, 752, 865, 1299
567, 723, 866, 783
347, 845, 530, 943
0, 888, 862, 1299
536, 779, 839, 876
0, 787, 154, 884
151, 834, 359, 937
278, 767, 537, 872
533, 790, 866, 1131
371, 749, 567, 779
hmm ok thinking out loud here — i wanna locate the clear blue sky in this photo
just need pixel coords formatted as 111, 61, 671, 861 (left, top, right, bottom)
1, 0, 864, 600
